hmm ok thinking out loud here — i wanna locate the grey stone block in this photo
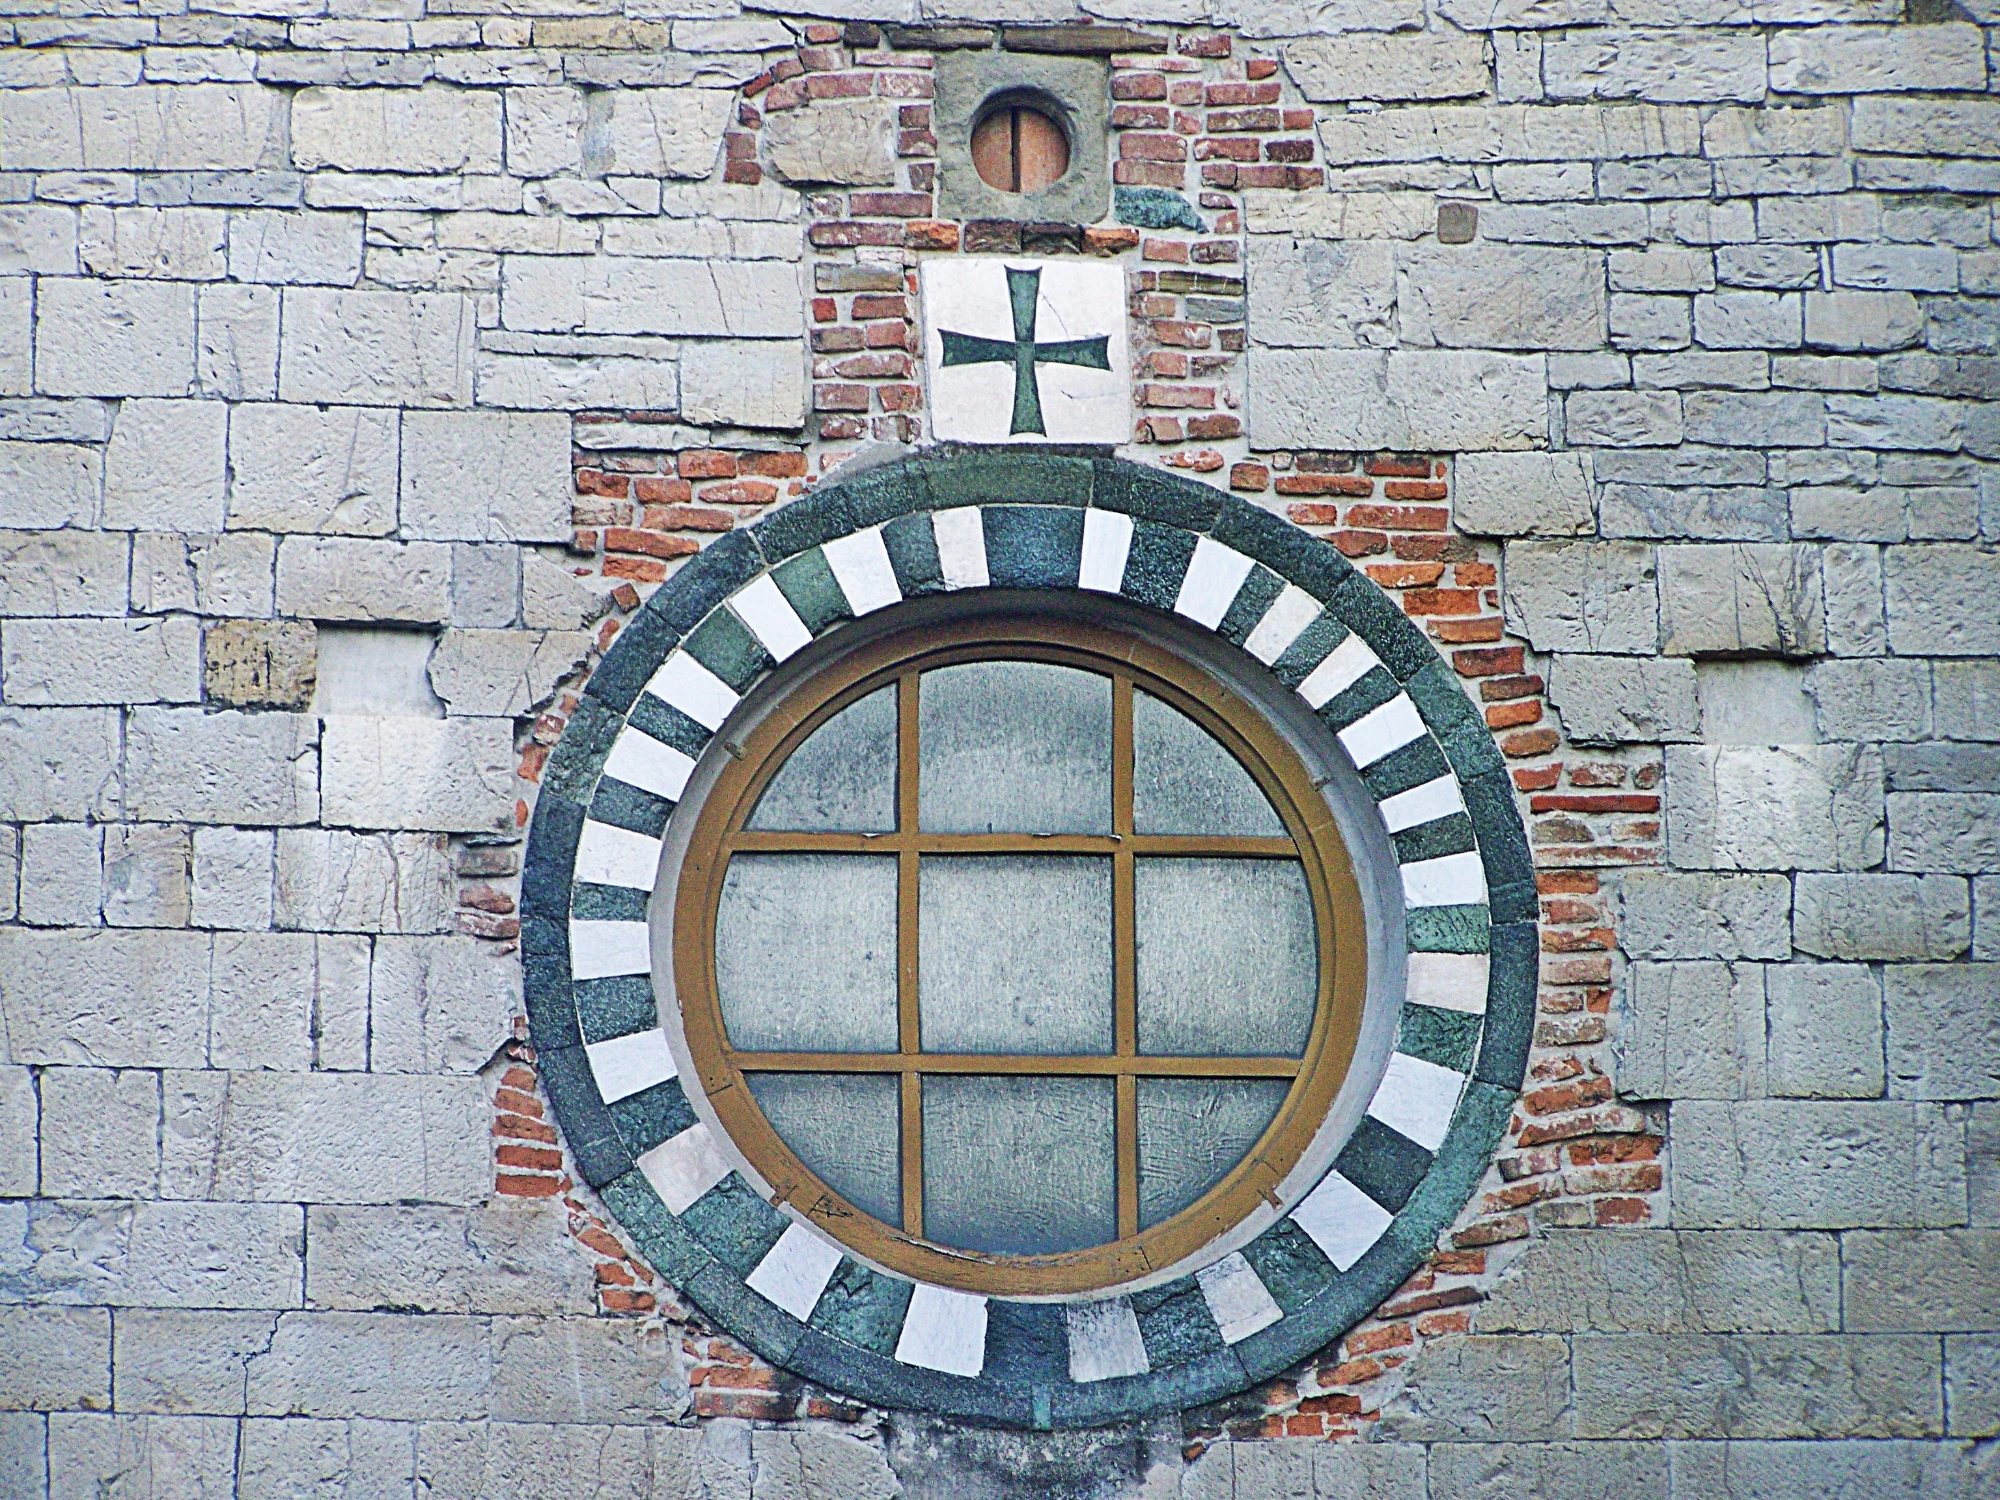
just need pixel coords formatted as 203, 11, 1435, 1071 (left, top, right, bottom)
1887, 744, 2000, 793
238, 1416, 419, 1500
1795, 874, 1969, 961
450, 544, 520, 629
2, 616, 201, 706
1947, 1336, 1999, 1438
1935, 661, 2000, 741
35, 279, 199, 398
275, 537, 452, 625
1980, 880, 2000, 964
0, 1413, 43, 1499
1572, 1333, 1939, 1439
114, 1309, 284, 1415
101, 824, 193, 930
1248, 236, 1397, 352
0, 1065, 35, 1197
0, 928, 210, 1068
1601, 484, 1788, 543
427, 629, 591, 719
125, 708, 319, 826
321, 716, 518, 835
1550, 655, 1701, 747
1452, 452, 1595, 538
1669, 1101, 1966, 1230
1802, 658, 1931, 742
1430, 1442, 1668, 1498
211, 932, 368, 1072
0, 530, 128, 617
1845, 1231, 2000, 1334
1666, 1438, 1990, 1499
1886, 546, 2000, 657
1658, 544, 1825, 658
1683, 391, 1826, 450
490, 1317, 686, 1425
278, 287, 475, 408
1400, 244, 1607, 351
1886, 964, 2000, 1101
400, 410, 570, 544
1696, 660, 1819, 746
1822, 542, 1887, 657
246, 1312, 490, 1420
1503, 541, 1658, 655
227, 402, 400, 536
305, 1203, 594, 1316
369, 937, 521, 1075
19, 821, 103, 927
0, 826, 12, 925
1889, 793, 2000, 874
1765, 963, 1885, 1100
1570, 391, 1684, 449
1251, 348, 1548, 453
190, 827, 275, 933
1372, 1335, 1573, 1442
1, 1200, 304, 1309
1618, 961, 1766, 1100
1666, 744, 1884, 872
101, 397, 228, 533
273, 829, 454, 935
416, 1419, 708, 1500
40, 1067, 159, 1198
0, 1306, 109, 1410
1310, 1442, 1429, 1500
48, 1413, 238, 1500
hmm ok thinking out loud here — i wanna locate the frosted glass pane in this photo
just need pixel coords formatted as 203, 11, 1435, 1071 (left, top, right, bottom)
919, 855, 1113, 1055
918, 661, 1111, 834
748, 1072, 900, 1226
1133, 690, 1286, 838
923, 1076, 1115, 1255
1137, 1079, 1290, 1230
716, 854, 898, 1052
1135, 858, 1317, 1057
748, 684, 896, 832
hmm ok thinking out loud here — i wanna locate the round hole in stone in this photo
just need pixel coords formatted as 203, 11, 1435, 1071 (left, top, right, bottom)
971, 103, 1070, 194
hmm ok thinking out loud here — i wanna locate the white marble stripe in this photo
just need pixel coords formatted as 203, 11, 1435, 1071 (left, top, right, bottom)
1378, 773, 1466, 835
568, 919, 651, 981
823, 527, 902, 616
730, 573, 814, 663
1196, 1252, 1283, 1345
573, 819, 662, 891
645, 651, 739, 733
1066, 1298, 1150, 1383
895, 1283, 988, 1377
1174, 538, 1255, 629
585, 1028, 677, 1105
1078, 508, 1133, 593
1289, 1169, 1394, 1272
1408, 951, 1491, 1015
745, 1221, 844, 1321
1367, 1050, 1466, 1154
1401, 850, 1488, 908
636, 1120, 734, 1214
932, 507, 989, 590
1337, 693, 1428, 769
602, 727, 696, 804
1296, 633, 1381, 711
1242, 584, 1319, 665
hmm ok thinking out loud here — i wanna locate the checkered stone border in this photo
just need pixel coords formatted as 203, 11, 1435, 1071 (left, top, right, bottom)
521, 449, 1537, 1429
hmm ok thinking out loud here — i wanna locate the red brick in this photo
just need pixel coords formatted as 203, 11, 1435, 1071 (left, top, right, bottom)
644, 504, 735, 532
805, 73, 873, 100
863, 320, 912, 349
904, 220, 959, 250
632, 477, 693, 505
1141, 383, 1214, 409
1531, 793, 1662, 814
496, 1174, 563, 1198
1453, 645, 1524, 677
1207, 106, 1282, 131
1384, 479, 1448, 501
1456, 561, 1498, 586
1486, 699, 1543, 729
1230, 462, 1270, 492
1432, 616, 1505, 643
877, 72, 933, 99
1084, 226, 1142, 255
814, 383, 870, 412
1514, 765, 1563, 792
899, 103, 931, 127
1195, 136, 1260, 162
1403, 587, 1483, 615
699, 480, 780, 506
1365, 453, 1432, 477
1121, 133, 1188, 161
574, 469, 628, 498
1143, 238, 1190, 263
1181, 32, 1231, 56
723, 161, 762, 186
741, 451, 808, 478
1346, 502, 1448, 531
1481, 673, 1546, 702
850, 293, 908, 320
1112, 103, 1171, 129
677, 449, 736, 479
605, 528, 698, 561
1112, 71, 1168, 100
1328, 530, 1388, 557
849, 191, 931, 217
833, 351, 912, 378
1151, 320, 1212, 347
812, 326, 864, 353
1265, 138, 1315, 163
1276, 473, 1373, 498
1245, 57, 1278, 79
1186, 414, 1240, 439
1206, 80, 1280, 105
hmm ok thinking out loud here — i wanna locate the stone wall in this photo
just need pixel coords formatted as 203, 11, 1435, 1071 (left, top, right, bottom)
0, 0, 1995, 1494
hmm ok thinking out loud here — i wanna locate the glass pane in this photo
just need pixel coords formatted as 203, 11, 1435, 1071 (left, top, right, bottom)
716, 854, 898, 1052
1135, 858, 1317, 1058
748, 684, 897, 832
918, 661, 1111, 834
1137, 1078, 1290, 1229
923, 1075, 1115, 1255
1133, 690, 1286, 838
748, 1072, 900, 1226
919, 855, 1113, 1055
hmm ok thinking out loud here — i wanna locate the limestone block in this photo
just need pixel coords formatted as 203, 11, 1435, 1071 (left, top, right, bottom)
0, 1065, 33, 1195
1843, 1230, 2000, 1336
412, 1421, 675, 1500
292, 86, 502, 174
34, 278, 197, 398
1502, 540, 1658, 654
521, 549, 613, 631
1247, 237, 1396, 351
211, 931, 367, 1072
1795, 874, 1969, 962
1682, 391, 1825, 450
1889, 793, 2000, 874
749, 1427, 906, 1500
0, 442, 100, 532
1888, 744, 2000, 793
1950, 1336, 2000, 1439
679, 339, 808, 430
1543, 31, 1765, 102
1618, 960, 1766, 1100
761, 96, 897, 186
0, 531, 126, 617
503, 88, 584, 178
1803, 291, 1923, 355
1659, 544, 1825, 657
0, 1306, 110, 1410
190, 827, 275, 932
427, 629, 589, 718
369, 936, 519, 1075
46, 1413, 234, 1497
204, 620, 319, 710
1616, 871, 1789, 960
1699, 657, 1813, 745
489, 1318, 683, 1425
4, 84, 282, 172
1666, 744, 1883, 872
1886, 964, 2000, 1100
1251, 348, 1548, 451
0, 204, 81, 274
1671, 1437, 1991, 1497
1670, 1100, 1966, 1229
451, 544, 520, 629
275, 536, 451, 623
113, 1309, 284, 1415
0, 707, 120, 821
227, 210, 363, 286
1399, 245, 1607, 351
1828, 394, 1963, 453
1372, 1335, 1573, 1442
0, 928, 209, 1067
1794, 485, 1979, 545
196, 283, 279, 401
244, 1312, 489, 1419
273, 829, 453, 935
1935, 661, 2000, 741
1549, 655, 1699, 750
228, 404, 399, 536
306, 1203, 593, 1316
1977, 1102, 2000, 1226
78, 206, 226, 282
1284, 32, 1488, 101
1429, 1443, 1667, 1499
1694, 291, 1803, 351
1244, 190, 1437, 242
399, 410, 569, 543
126, 707, 319, 825
0, 279, 28, 397
472, 350, 678, 413
3, 616, 201, 707
501, 255, 801, 339
1452, 452, 1594, 537
1567, 390, 1682, 448
1885, 546, 2000, 657
604, 88, 735, 179
1821, 542, 1886, 658
102, 824, 192, 928
41, 1067, 160, 1198
1766, 963, 1885, 1100
321, 717, 518, 834
19, 822, 104, 927
1801, 657, 1930, 742
278, 288, 474, 409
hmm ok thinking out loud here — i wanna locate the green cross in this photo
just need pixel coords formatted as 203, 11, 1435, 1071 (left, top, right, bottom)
938, 266, 1112, 436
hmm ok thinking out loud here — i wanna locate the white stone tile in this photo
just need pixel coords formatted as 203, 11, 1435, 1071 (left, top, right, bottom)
1243, 585, 1319, 665
602, 728, 695, 805
568, 918, 650, 981
636, 1120, 733, 1214
1336, 694, 1427, 769
1066, 1297, 1149, 1383
932, 507, 988, 590
585, 1027, 677, 1104
1289, 1169, 1394, 1272
895, 1283, 988, 1377
1367, 1050, 1465, 1153
729, 573, 813, 663
1078, 507, 1132, 593
1400, 850, 1488, 909
1297, 633, 1381, 711
572, 819, 661, 891
1196, 1252, 1283, 1344
644, 650, 738, 733
1407, 952, 1490, 1015
1174, 538, 1255, 630
745, 1221, 843, 1321
1378, 774, 1466, 835
823, 526, 901, 617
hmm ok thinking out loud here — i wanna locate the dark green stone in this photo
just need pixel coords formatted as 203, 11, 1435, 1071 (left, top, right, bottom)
752, 486, 854, 564
1119, 520, 1198, 612
1091, 457, 1223, 532
1132, 1277, 1223, 1370
689, 1260, 809, 1367
1214, 564, 1285, 648
1405, 661, 1505, 780
1314, 665, 1400, 733
1229, 1237, 1408, 1390
1183, 295, 1244, 325
685, 607, 775, 695
1489, 877, 1538, 925
681, 1173, 789, 1278
1388, 1081, 1514, 1261
1390, 811, 1478, 865
535, 1043, 632, 1189
626, 695, 710, 762
1326, 572, 1433, 682
599, 1169, 715, 1284
808, 1259, 915, 1356
1050, 1349, 1248, 1430
1476, 921, 1539, 1090
1269, 611, 1349, 691
772, 548, 853, 634
983, 1299, 1066, 1393
884, 511, 946, 596
1463, 767, 1534, 893
539, 696, 622, 807
655, 530, 766, 636
1397, 1002, 1482, 1074
588, 775, 674, 839
922, 449, 1092, 509
609, 1076, 697, 1157
521, 918, 579, 1050
983, 504, 1083, 590
569, 881, 649, 925
1211, 498, 1353, 601
1360, 734, 1454, 802
1239, 1218, 1333, 1313
1114, 185, 1203, 231
575, 971, 655, 1041
520, 798, 582, 920
842, 464, 926, 530
1406, 903, 1491, 953
583, 606, 680, 715
1333, 1115, 1432, 1216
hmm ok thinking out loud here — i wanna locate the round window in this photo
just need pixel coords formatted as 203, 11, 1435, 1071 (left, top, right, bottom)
668, 613, 1366, 1298
970, 102, 1070, 194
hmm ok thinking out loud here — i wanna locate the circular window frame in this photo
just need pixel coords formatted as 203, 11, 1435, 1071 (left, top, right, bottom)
968, 90, 1074, 196
670, 612, 1369, 1298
